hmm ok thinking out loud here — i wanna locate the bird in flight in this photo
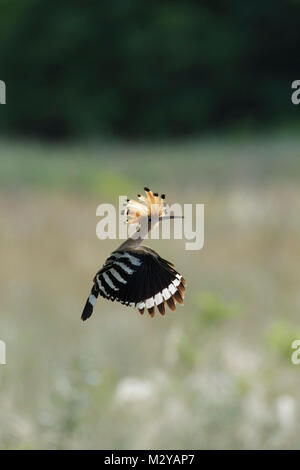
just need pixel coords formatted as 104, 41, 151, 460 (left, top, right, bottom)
82, 187, 186, 320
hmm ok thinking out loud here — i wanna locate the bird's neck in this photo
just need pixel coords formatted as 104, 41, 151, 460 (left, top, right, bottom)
117, 221, 154, 250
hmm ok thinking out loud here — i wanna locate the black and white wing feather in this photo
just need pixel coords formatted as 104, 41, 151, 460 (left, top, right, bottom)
81, 247, 186, 320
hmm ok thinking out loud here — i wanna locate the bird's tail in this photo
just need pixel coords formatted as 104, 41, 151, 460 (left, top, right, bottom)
81, 284, 99, 321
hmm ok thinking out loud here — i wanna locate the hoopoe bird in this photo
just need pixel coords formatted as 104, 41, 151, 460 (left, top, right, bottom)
81, 187, 186, 320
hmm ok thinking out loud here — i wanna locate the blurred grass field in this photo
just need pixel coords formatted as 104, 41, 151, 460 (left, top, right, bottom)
1, 134, 300, 449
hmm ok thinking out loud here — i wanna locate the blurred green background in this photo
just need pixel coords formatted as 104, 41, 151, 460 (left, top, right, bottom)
1, 0, 300, 139
1, 0, 300, 450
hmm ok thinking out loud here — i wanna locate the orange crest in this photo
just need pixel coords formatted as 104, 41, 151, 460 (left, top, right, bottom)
125, 187, 166, 225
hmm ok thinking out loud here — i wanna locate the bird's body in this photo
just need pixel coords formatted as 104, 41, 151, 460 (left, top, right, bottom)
82, 188, 186, 320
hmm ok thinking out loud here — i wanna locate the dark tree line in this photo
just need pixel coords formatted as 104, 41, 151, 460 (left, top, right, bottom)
0, 0, 299, 140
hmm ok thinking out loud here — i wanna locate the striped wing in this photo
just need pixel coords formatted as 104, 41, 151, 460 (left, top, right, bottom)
94, 248, 186, 317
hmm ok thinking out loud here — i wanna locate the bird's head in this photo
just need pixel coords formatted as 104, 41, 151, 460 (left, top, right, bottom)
124, 187, 183, 232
